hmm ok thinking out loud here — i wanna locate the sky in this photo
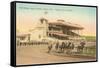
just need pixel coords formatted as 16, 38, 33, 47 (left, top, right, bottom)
16, 3, 97, 36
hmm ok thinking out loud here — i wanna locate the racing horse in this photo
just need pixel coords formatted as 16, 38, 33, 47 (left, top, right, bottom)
55, 41, 75, 54
65, 42, 74, 54
77, 41, 86, 53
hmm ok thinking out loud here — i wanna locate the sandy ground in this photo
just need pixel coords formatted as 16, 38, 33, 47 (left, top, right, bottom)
16, 45, 96, 65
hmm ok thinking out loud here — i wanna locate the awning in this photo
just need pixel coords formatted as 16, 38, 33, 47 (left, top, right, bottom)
48, 32, 69, 37
48, 21, 84, 30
